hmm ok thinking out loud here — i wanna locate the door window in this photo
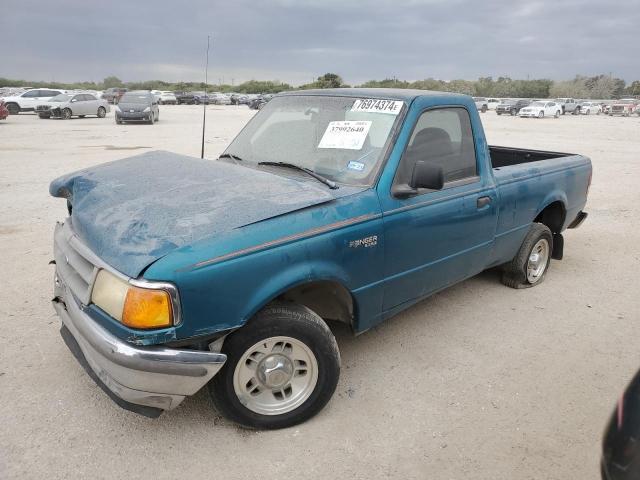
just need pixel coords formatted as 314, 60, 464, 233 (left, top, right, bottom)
394, 107, 477, 187
22, 90, 41, 98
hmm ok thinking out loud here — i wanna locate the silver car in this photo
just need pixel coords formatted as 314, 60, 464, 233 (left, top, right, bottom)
36, 93, 110, 119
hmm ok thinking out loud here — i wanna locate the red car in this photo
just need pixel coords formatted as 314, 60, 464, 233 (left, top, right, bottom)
0, 99, 9, 120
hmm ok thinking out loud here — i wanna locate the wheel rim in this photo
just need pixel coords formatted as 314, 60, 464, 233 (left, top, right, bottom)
63, 109, 71, 119
539, 111, 544, 118
98, 107, 105, 118
233, 336, 318, 415
526, 239, 550, 283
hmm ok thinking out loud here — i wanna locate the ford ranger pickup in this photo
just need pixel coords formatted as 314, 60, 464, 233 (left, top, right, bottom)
50, 88, 591, 429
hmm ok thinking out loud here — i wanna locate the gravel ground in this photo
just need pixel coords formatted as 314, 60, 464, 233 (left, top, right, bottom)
1, 105, 639, 479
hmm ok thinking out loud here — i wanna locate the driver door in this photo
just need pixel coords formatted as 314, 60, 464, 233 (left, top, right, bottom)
378, 103, 498, 310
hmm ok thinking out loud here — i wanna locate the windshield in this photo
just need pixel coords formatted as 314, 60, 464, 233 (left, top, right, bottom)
531, 101, 546, 107
501, 100, 516, 105
222, 95, 404, 186
120, 94, 151, 104
50, 94, 72, 102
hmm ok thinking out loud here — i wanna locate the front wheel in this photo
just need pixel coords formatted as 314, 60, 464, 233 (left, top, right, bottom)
62, 108, 72, 120
97, 106, 106, 118
538, 111, 544, 118
209, 303, 340, 429
554, 110, 560, 118
501, 223, 553, 289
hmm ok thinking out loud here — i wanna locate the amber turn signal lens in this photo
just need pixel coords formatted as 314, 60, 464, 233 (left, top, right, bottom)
122, 287, 172, 329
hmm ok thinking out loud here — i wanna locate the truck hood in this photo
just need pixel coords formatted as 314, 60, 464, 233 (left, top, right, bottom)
50, 151, 363, 277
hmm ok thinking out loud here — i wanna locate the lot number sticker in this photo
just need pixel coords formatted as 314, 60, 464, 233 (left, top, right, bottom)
318, 121, 372, 150
351, 99, 403, 115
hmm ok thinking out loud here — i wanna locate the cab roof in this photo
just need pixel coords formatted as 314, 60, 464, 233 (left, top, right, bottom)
280, 88, 469, 102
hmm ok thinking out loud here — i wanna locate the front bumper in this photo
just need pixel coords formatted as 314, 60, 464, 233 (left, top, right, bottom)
116, 112, 151, 121
52, 271, 226, 414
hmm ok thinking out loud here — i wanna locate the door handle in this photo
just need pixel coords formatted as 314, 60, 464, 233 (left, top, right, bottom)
477, 196, 492, 208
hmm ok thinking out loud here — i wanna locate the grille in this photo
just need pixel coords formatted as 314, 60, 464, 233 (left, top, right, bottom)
54, 221, 100, 305
36, 105, 50, 111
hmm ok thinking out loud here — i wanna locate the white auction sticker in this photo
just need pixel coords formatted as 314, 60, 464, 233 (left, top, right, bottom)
318, 121, 372, 150
350, 99, 403, 115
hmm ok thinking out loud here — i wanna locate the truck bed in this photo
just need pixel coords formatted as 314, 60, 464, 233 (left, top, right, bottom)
489, 146, 573, 168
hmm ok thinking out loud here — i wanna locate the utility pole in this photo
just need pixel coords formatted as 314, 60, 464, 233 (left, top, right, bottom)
201, 35, 211, 159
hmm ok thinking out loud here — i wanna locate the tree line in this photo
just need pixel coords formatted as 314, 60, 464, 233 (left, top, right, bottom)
2, 73, 639, 99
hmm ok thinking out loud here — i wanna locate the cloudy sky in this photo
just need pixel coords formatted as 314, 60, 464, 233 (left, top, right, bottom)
4, 0, 639, 85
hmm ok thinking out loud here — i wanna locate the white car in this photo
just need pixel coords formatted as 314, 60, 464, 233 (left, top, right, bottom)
210, 92, 231, 105
518, 101, 562, 118
35, 93, 110, 119
473, 97, 488, 112
580, 102, 602, 115
487, 98, 501, 110
158, 91, 177, 105
2, 88, 65, 114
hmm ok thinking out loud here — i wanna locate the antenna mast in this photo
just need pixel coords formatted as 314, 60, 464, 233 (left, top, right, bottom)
201, 35, 211, 159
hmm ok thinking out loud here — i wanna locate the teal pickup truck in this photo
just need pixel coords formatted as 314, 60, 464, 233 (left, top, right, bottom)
50, 89, 591, 428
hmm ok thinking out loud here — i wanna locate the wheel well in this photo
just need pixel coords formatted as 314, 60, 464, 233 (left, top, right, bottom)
534, 201, 566, 233
276, 281, 355, 330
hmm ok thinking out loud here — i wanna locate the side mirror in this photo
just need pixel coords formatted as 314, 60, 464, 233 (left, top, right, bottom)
410, 161, 444, 190
71, 98, 77, 103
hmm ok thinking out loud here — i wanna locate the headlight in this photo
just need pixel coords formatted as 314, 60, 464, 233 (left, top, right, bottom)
91, 269, 173, 329
115, 105, 121, 113
143, 106, 150, 112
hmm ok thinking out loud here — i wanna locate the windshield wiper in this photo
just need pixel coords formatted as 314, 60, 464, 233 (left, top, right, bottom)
218, 153, 243, 162
257, 161, 338, 189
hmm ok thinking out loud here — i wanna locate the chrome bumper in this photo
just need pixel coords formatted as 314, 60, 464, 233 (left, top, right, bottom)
53, 272, 226, 413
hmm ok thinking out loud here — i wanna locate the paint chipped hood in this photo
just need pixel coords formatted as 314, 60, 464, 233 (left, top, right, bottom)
49, 151, 363, 277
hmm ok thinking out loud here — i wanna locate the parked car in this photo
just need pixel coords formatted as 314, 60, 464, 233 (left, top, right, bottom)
158, 91, 177, 105
554, 98, 581, 115
49, 89, 591, 429
0, 99, 9, 120
580, 102, 602, 115
2, 88, 64, 114
230, 94, 250, 105
487, 98, 501, 110
601, 368, 640, 479
114, 91, 159, 124
496, 99, 531, 116
519, 101, 562, 118
608, 99, 638, 117
210, 92, 231, 105
36, 93, 110, 119
248, 94, 274, 110
473, 97, 488, 112
175, 91, 196, 105
102, 88, 128, 104
192, 91, 214, 104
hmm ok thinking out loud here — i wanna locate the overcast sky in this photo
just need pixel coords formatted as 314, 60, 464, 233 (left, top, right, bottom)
4, 0, 639, 85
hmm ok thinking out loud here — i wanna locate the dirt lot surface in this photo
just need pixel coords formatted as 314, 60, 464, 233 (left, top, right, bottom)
1, 105, 639, 479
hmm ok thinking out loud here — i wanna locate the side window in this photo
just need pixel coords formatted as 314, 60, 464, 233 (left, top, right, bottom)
22, 90, 41, 98
395, 107, 477, 187
72, 95, 83, 102
85, 94, 97, 101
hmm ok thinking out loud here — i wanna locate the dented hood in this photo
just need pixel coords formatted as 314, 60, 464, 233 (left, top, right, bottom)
50, 151, 360, 277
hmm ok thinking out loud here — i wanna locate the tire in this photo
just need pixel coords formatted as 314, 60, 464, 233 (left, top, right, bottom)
481, 105, 488, 113
538, 111, 544, 118
115, 117, 122, 125
501, 223, 553, 289
496, 111, 501, 115
511, 109, 517, 116
6, 103, 20, 115
38, 113, 50, 119
554, 110, 560, 118
154, 111, 159, 122
585, 109, 590, 115
148, 113, 154, 124
62, 108, 72, 120
209, 303, 340, 429
97, 106, 106, 118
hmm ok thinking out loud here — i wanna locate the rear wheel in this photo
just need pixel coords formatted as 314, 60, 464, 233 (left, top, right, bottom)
501, 223, 553, 289
97, 106, 106, 118
62, 108, 72, 120
6, 103, 20, 115
554, 110, 560, 118
209, 303, 340, 429
538, 111, 544, 118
